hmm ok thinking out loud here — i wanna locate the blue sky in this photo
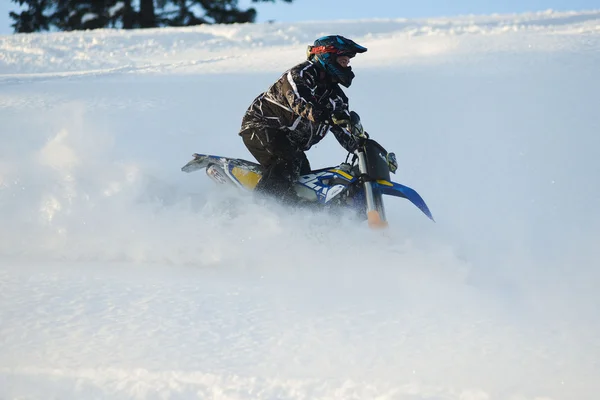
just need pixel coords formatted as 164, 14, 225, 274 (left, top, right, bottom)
1, 0, 597, 34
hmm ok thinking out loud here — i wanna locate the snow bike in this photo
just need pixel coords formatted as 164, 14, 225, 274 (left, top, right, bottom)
181, 112, 434, 228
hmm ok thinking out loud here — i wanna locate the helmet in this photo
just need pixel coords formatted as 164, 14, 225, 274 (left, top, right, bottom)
307, 35, 367, 88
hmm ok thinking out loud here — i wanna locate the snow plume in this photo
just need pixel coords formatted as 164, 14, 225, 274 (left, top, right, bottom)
1, 104, 233, 263
0, 102, 432, 266
1, 102, 131, 259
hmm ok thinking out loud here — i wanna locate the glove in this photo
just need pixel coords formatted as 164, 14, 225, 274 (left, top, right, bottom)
333, 112, 369, 141
331, 113, 351, 129
387, 152, 398, 174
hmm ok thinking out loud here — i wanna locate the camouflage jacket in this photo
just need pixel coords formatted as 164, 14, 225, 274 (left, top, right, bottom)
239, 60, 360, 152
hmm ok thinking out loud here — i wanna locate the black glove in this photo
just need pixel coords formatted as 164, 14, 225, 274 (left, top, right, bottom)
331, 113, 351, 129
333, 112, 369, 142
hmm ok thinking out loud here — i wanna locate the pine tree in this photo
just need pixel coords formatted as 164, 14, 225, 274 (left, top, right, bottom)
9, 0, 294, 33
52, 0, 115, 31
10, 0, 53, 33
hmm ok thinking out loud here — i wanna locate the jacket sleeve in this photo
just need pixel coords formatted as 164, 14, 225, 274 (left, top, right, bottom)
281, 65, 328, 123
329, 90, 361, 153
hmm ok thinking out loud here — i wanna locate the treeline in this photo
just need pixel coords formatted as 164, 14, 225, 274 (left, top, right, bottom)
9, 0, 293, 33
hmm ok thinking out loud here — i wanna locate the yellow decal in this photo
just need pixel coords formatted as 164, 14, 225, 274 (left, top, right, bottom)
376, 180, 393, 186
329, 169, 353, 180
231, 167, 261, 190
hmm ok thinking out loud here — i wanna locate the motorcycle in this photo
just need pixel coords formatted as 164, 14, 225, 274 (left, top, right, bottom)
181, 112, 434, 228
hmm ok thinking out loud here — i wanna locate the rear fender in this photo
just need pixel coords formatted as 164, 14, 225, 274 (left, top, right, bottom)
181, 153, 263, 190
181, 154, 224, 173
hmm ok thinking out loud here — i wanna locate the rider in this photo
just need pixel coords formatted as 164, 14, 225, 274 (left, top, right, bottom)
238, 35, 368, 204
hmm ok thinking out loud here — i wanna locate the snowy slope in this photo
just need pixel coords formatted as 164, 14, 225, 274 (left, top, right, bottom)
1, 10, 600, 400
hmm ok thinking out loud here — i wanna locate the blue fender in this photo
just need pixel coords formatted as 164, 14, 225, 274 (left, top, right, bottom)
374, 180, 435, 221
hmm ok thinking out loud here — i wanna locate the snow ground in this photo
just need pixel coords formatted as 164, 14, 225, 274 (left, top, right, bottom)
1, 10, 600, 400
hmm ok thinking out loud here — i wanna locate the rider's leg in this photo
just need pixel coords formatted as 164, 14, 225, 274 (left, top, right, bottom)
241, 128, 309, 203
